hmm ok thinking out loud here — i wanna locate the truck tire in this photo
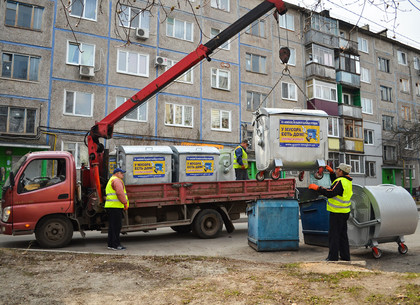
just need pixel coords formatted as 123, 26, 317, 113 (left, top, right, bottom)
35, 216, 73, 248
170, 225, 192, 234
192, 209, 223, 239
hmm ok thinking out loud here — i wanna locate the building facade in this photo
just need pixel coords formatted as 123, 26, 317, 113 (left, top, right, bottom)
1, 0, 419, 193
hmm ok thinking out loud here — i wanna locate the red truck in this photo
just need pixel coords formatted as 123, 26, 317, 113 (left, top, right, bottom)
0, 0, 292, 248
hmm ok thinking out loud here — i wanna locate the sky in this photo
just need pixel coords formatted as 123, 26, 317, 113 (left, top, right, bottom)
287, 0, 420, 49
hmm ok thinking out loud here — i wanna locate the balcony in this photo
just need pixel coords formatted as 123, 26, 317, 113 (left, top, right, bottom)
304, 29, 339, 49
305, 62, 336, 81
338, 104, 362, 119
342, 138, 364, 153
336, 71, 360, 88
338, 38, 358, 54
307, 99, 339, 116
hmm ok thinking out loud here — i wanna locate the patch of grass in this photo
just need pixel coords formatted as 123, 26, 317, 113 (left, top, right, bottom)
224, 289, 241, 297
401, 283, 420, 303
365, 293, 396, 304
344, 285, 365, 297
402, 273, 420, 279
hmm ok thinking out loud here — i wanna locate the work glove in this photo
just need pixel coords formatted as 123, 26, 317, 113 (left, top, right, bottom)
308, 184, 319, 191
123, 204, 128, 211
241, 165, 246, 170
325, 165, 334, 173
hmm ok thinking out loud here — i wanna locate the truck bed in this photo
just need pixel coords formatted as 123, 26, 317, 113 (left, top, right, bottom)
126, 179, 296, 208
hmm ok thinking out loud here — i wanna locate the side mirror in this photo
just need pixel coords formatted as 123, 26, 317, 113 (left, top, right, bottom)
9, 171, 15, 187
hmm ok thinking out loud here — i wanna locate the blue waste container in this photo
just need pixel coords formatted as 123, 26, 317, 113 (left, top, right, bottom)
299, 198, 329, 247
247, 199, 299, 251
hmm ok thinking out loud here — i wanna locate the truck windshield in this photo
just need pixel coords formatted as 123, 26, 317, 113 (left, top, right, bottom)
3, 155, 27, 189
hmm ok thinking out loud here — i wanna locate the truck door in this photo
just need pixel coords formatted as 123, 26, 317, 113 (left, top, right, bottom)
12, 157, 73, 232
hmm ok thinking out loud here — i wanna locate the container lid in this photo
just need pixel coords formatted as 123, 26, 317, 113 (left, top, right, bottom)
117, 145, 173, 155
171, 145, 220, 155
257, 107, 328, 117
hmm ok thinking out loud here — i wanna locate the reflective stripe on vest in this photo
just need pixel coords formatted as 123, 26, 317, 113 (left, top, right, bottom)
327, 177, 353, 213
233, 146, 248, 169
104, 176, 129, 209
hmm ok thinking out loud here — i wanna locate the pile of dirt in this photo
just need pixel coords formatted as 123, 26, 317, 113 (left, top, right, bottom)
0, 248, 419, 304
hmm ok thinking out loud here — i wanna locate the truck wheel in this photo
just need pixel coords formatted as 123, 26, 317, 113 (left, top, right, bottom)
35, 216, 73, 248
193, 209, 223, 239
170, 225, 192, 234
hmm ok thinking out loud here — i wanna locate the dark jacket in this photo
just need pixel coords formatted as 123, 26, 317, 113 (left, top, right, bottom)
317, 172, 353, 199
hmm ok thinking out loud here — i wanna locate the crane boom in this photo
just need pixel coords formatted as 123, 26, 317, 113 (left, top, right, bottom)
87, 0, 287, 201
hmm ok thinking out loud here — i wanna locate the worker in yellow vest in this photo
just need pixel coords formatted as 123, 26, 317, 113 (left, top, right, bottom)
105, 168, 129, 250
233, 139, 249, 180
308, 163, 353, 261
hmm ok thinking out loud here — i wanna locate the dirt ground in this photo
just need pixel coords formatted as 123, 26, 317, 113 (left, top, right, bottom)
0, 248, 419, 305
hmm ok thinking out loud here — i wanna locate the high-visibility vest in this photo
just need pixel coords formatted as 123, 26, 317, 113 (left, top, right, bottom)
233, 145, 248, 169
104, 176, 129, 209
327, 177, 352, 213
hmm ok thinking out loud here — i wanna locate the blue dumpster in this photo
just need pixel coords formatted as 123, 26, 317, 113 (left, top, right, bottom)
247, 199, 299, 251
299, 198, 329, 247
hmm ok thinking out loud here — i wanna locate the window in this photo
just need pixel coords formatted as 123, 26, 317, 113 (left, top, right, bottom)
360, 67, 370, 83
311, 44, 334, 67
378, 57, 390, 72
69, 0, 97, 20
281, 47, 296, 66
118, 5, 150, 29
62, 142, 88, 169
166, 17, 193, 41
166, 59, 193, 84
64, 90, 93, 117
364, 129, 374, 145
211, 0, 229, 12
117, 50, 148, 77
383, 145, 396, 161
116, 96, 147, 121
247, 91, 267, 111
365, 161, 376, 177
279, 14, 294, 31
342, 93, 351, 105
211, 68, 230, 90
306, 79, 337, 102
380, 85, 392, 102
361, 97, 373, 114
210, 28, 230, 50
400, 78, 410, 93
382, 115, 393, 131
165, 103, 193, 127
5, 1, 43, 30
1, 52, 40, 81
337, 53, 360, 74
414, 57, 420, 70
345, 154, 364, 174
245, 53, 266, 74
416, 83, 420, 96
397, 51, 407, 65
246, 19, 265, 37
357, 37, 368, 53
402, 105, 411, 121
344, 119, 362, 139
405, 136, 413, 150
211, 109, 231, 131
328, 152, 340, 169
17, 158, 67, 193
67, 42, 95, 67
0, 106, 36, 134
281, 82, 297, 101
311, 14, 338, 35
405, 164, 415, 179
328, 117, 339, 137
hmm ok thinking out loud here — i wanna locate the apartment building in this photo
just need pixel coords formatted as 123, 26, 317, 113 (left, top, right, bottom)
1, 0, 419, 193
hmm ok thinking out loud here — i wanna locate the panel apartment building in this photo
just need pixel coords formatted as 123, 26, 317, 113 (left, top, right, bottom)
1, 0, 420, 193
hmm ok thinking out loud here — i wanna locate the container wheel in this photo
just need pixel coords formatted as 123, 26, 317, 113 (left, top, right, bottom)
256, 171, 265, 182
35, 216, 73, 248
398, 243, 408, 255
372, 247, 382, 259
170, 225, 192, 234
192, 209, 223, 239
298, 171, 305, 181
270, 168, 281, 180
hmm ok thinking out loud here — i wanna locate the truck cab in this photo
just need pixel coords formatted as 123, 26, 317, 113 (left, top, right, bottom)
1, 151, 77, 247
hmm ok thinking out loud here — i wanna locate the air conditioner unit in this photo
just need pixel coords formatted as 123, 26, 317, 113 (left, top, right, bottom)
79, 65, 94, 77
155, 56, 168, 66
135, 28, 149, 40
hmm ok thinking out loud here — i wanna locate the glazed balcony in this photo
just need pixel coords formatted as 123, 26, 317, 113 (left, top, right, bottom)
304, 29, 339, 49
336, 71, 360, 88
